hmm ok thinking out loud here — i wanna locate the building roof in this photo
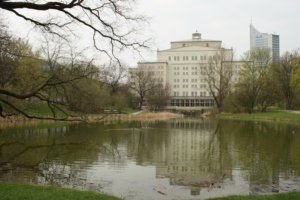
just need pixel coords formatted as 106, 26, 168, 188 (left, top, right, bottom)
159, 45, 229, 52
137, 61, 168, 64
171, 38, 222, 43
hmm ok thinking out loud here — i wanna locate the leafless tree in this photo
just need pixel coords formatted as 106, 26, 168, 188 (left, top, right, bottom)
203, 50, 234, 113
101, 61, 127, 95
147, 83, 170, 111
129, 69, 158, 109
0, 0, 151, 60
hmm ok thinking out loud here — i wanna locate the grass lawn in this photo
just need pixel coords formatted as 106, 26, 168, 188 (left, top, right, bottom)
209, 191, 300, 200
216, 110, 300, 123
0, 182, 121, 200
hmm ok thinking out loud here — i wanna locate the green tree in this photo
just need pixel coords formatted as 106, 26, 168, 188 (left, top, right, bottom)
233, 48, 274, 113
0, 28, 100, 120
272, 51, 299, 109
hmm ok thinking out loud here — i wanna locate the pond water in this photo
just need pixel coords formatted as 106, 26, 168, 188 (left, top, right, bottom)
1, 118, 300, 199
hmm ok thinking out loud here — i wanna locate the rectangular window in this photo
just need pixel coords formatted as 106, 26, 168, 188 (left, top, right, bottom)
169, 56, 171, 61
192, 56, 194, 60
186, 56, 188, 61
185, 100, 189, 106
201, 56, 203, 60
177, 56, 180, 61
174, 92, 176, 96
200, 99, 205, 106
183, 56, 185, 61
204, 56, 206, 60
195, 56, 197, 60
174, 56, 176, 61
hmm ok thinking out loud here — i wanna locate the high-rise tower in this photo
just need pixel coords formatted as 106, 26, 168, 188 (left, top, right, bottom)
250, 24, 280, 62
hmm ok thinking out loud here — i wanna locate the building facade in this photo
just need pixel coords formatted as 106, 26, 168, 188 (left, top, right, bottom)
250, 24, 280, 62
129, 32, 243, 110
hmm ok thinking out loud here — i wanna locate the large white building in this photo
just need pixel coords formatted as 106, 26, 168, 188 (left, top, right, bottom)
250, 24, 280, 62
129, 32, 243, 111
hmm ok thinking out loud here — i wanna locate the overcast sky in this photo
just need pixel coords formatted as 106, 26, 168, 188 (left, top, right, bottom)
134, 0, 300, 64
5, 0, 300, 66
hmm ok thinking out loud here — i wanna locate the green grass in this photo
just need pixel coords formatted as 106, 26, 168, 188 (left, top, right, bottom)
209, 191, 300, 200
216, 111, 300, 123
0, 182, 121, 200
24, 103, 77, 118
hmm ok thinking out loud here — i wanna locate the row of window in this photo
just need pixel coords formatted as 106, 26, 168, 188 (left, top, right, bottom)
174, 66, 200, 70
173, 84, 202, 88
174, 72, 199, 76
170, 99, 215, 107
173, 91, 208, 97
142, 65, 164, 70
169, 55, 208, 61
174, 79, 199, 83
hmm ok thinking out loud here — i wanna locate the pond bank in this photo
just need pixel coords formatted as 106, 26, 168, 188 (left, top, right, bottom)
216, 110, 300, 124
1, 181, 300, 200
209, 191, 300, 199
0, 111, 184, 128
0, 182, 121, 200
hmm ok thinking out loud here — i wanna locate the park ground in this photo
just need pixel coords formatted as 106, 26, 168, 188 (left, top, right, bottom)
1, 182, 300, 200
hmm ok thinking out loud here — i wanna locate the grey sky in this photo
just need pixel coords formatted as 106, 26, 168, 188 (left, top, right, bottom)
135, 0, 300, 63
5, 0, 300, 66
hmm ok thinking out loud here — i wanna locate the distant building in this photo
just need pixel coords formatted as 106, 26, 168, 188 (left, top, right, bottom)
129, 32, 244, 111
250, 24, 280, 62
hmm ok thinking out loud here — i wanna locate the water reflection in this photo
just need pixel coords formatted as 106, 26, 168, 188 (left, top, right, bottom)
0, 119, 300, 199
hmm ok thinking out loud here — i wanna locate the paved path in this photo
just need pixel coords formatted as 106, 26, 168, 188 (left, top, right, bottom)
131, 110, 145, 115
278, 110, 300, 114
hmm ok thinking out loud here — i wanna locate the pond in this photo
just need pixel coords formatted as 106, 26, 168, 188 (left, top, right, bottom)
0, 118, 300, 199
